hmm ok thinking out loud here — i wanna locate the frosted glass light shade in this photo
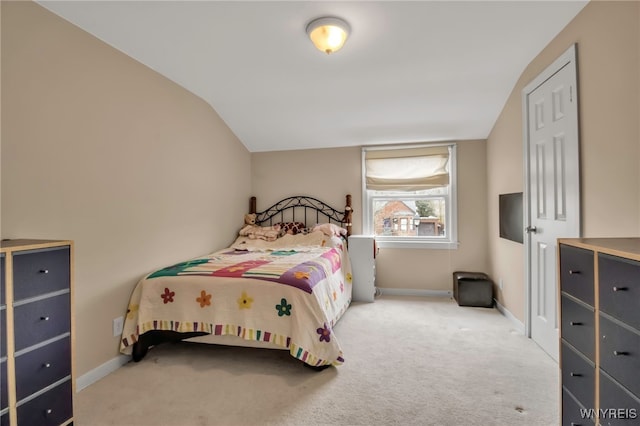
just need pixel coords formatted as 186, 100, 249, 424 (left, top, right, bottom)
306, 17, 350, 54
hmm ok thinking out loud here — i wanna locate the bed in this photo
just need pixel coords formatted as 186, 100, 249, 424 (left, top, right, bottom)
119, 195, 354, 370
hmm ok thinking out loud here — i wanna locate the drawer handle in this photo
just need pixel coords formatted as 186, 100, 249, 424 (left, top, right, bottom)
43, 363, 51, 368
39, 269, 49, 274
569, 372, 582, 377
613, 350, 629, 356
570, 321, 582, 326
45, 409, 52, 414
613, 286, 628, 292
570, 423, 581, 426
568, 270, 580, 275
40, 316, 50, 321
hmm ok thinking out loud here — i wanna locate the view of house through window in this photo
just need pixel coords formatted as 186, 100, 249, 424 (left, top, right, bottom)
372, 190, 446, 237
363, 144, 457, 248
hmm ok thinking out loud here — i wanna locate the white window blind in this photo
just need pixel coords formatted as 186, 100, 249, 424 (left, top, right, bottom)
364, 146, 450, 191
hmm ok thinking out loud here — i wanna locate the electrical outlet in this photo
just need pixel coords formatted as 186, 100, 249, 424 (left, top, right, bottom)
112, 316, 124, 337
499, 278, 504, 290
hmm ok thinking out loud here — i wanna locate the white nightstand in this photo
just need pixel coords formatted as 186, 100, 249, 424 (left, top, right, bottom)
348, 235, 377, 302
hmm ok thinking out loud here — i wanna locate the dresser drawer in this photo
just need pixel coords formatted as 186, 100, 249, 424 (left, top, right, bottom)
559, 245, 594, 306
599, 253, 640, 330
561, 295, 595, 360
599, 314, 640, 398
0, 308, 6, 358
0, 253, 5, 306
0, 360, 7, 410
12, 247, 70, 301
0, 412, 8, 426
16, 379, 73, 426
15, 336, 71, 401
599, 371, 640, 426
13, 293, 70, 351
561, 341, 595, 410
562, 388, 594, 425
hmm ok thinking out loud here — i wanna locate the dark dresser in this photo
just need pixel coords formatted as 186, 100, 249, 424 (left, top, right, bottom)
0, 240, 74, 426
559, 238, 640, 425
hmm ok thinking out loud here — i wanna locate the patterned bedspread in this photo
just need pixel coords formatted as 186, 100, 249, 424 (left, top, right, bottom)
120, 233, 352, 367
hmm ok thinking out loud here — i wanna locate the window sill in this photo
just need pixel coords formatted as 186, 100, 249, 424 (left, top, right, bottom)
375, 239, 459, 250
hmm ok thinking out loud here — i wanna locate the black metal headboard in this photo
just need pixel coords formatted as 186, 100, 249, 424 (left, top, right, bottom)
250, 195, 352, 236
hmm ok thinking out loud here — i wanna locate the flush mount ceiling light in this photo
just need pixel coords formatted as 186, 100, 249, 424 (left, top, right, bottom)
306, 16, 350, 54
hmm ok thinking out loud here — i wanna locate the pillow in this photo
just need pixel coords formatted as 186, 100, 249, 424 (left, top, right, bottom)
231, 232, 326, 251
277, 222, 306, 235
238, 224, 281, 242
313, 223, 348, 237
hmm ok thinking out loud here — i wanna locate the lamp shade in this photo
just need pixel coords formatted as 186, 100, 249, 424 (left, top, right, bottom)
306, 17, 350, 54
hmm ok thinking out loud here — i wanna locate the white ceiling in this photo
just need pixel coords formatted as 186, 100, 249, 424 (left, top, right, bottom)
37, 1, 588, 153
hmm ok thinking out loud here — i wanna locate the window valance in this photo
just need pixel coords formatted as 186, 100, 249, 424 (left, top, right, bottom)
364, 145, 450, 191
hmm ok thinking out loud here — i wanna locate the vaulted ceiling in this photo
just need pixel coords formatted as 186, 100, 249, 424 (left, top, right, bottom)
38, 1, 588, 152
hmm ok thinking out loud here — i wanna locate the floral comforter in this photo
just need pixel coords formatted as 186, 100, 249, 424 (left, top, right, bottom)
120, 233, 352, 367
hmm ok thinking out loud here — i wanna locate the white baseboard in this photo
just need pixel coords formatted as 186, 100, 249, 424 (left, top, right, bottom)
493, 298, 525, 334
377, 288, 452, 298
76, 354, 130, 392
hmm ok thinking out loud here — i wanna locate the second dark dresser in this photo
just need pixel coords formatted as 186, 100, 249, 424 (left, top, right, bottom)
559, 238, 640, 426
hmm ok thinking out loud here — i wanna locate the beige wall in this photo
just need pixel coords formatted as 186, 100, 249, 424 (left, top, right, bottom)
638, 1, 640, 222
252, 139, 488, 292
251, 146, 362, 229
487, 0, 640, 321
1, 2, 251, 376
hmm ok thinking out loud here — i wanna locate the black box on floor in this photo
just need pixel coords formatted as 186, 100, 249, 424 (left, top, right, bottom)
452, 271, 494, 308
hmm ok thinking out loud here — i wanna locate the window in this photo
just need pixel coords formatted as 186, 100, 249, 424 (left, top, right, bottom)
362, 143, 458, 249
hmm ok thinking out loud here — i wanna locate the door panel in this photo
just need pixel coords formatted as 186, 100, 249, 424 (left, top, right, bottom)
525, 45, 580, 362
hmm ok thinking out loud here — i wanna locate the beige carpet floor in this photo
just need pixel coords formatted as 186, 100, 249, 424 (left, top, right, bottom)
75, 296, 559, 426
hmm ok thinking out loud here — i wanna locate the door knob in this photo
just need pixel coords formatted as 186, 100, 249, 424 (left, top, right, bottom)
525, 226, 537, 234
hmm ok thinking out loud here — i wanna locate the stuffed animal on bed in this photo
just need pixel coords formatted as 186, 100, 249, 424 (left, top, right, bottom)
312, 223, 348, 237
244, 213, 257, 226
239, 213, 282, 241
